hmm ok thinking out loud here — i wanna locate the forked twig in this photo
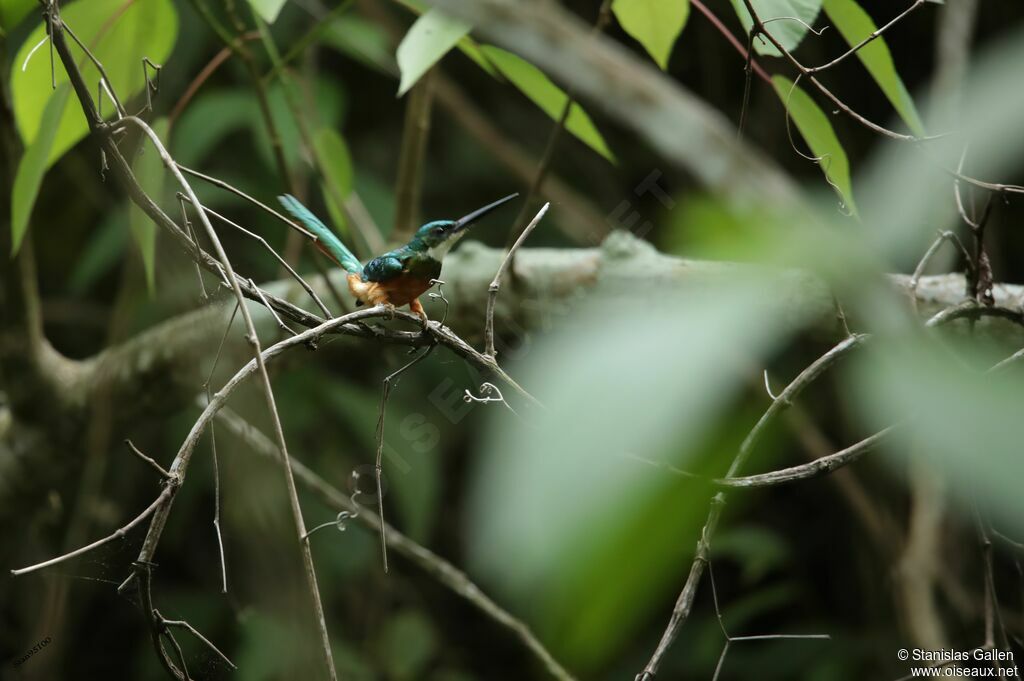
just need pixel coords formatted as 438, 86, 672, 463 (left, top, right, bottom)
156, 610, 238, 670
706, 562, 829, 681
636, 334, 866, 678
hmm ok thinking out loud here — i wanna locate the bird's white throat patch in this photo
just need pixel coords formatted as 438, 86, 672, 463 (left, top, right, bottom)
426, 232, 464, 260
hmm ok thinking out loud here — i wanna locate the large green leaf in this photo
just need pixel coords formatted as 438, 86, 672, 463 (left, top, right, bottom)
396, 8, 471, 96
11, 0, 178, 166
771, 75, 856, 214
730, 0, 824, 57
11, 84, 69, 255
248, 0, 287, 24
612, 0, 690, 70
467, 276, 800, 669
480, 45, 614, 162
823, 0, 925, 136
128, 117, 168, 293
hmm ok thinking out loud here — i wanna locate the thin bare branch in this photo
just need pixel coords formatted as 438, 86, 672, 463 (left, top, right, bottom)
374, 345, 437, 571
157, 612, 238, 670
111, 111, 338, 680
485, 202, 549, 357
628, 427, 893, 489
11, 485, 173, 577
806, 0, 925, 74
124, 439, 172, 480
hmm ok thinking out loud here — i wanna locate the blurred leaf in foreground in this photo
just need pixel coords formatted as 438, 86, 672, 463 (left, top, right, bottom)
467, 277, 807, 668
848, 340, 1024, 535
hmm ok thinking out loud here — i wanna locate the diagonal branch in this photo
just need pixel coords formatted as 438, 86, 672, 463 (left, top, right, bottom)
11, 484, 174, 577
213, 406, 577, 681
46, 9, 337, 678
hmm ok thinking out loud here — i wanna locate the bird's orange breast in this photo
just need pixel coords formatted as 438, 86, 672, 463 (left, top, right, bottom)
347, 273, 434, 307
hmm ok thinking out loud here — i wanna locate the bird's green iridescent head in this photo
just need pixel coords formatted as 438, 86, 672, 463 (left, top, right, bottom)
414, 220, 458, 248
408, 193, 519, 257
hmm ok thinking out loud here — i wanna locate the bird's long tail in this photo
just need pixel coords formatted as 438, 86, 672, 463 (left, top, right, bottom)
278, 194, 362, 274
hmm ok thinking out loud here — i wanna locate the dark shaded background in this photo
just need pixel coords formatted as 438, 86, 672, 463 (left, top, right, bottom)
2, 1, 1023, 679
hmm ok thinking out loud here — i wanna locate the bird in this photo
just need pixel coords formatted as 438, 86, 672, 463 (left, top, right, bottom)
278, 192, 519, 322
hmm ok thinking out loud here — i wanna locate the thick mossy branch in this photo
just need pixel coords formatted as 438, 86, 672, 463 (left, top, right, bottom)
49, 232, 1024, 421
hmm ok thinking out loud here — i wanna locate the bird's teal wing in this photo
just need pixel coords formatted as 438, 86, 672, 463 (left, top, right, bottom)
362, 254, 405, 282
278, 194, 362, 275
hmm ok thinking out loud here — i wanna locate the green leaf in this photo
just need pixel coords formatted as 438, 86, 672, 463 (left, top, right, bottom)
129, 118, 168, 293
11, 84, 69, 255
480, 45, 615, 162
612, 0, 690, 70
0, 0, 36, 34
467, 275, 802, 669
313, 128, 354, 236
248, 0, 287, 24
730, 0, 824, 57
393, 0, 495, 77
823, 0, 926, 136
771, 75, 856, 214
396, 8, 471, 96
11, 0, 178, 166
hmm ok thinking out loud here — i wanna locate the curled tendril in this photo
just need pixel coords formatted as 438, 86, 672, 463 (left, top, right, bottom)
427, 278, 449, 326
464, 382, 520, 418
302, 471, 363, 541
780, 74, 852, 216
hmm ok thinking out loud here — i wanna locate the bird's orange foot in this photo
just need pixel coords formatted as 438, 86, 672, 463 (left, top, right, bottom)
409, 298, 429, 328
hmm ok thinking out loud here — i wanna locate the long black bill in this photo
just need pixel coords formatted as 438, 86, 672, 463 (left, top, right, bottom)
450, 193, 519, 233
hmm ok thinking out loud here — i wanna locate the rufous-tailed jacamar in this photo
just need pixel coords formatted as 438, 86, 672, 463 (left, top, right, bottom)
278, 193, 518, 321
